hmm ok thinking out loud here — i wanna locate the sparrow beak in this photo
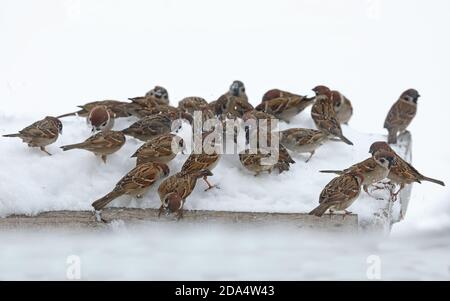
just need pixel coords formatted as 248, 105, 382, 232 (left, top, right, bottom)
387, 157, 394, 169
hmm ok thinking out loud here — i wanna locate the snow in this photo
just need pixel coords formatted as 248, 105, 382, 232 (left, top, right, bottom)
1, 0, 450, 280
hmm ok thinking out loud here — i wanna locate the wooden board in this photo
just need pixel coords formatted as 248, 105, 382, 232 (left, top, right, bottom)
0, 208, 358, 232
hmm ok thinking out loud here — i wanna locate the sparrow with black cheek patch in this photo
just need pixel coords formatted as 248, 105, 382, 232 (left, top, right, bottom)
61, 131, 126, 163
57, 100, 132, 119
310, 94, 353, 145
178, 97, 209, 114
87, 105, 115, 133
3, 116, 62, 156
121, 114, 174, 141
369, 141, 445, 197
92, 162, 170, 211
312, 85, 353, 124
213, 80, 251, 119
279, 128, 329, 162
309, 172, 364, 217
320, 151, 396, 195
129, 86, 170, 107
131, 133, 185, 166
255, 93, 315, 123
384, 89, 420, 144
158, 169, 213, 220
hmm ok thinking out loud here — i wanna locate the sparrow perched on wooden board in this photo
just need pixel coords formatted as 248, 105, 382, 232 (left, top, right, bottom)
121, 114, 174, 141
255, 93, 315, 123
279, 128, 329, 162
92, 162, 170, 211
384, 89, 420, 144
178, 97, 209, 114
369, 141, 445, 197
128, 86, 170, 107
3, 116, 62, 156
213, 80, 252, 119
312, 85, 353, 124
310, 94, 353, 145
158, 169, 213, 220
309, 172, 365, 217
57, 100, 132, 119
87, 105, 115, 133
320, 151, 396, 194
131, 133, 185, 165
60, 130, 126, 163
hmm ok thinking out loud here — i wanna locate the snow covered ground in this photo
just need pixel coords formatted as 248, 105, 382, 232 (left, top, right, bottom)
0, 0, 449, 280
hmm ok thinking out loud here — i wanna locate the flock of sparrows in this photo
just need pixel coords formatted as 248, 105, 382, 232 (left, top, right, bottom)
2, 82, 445, 220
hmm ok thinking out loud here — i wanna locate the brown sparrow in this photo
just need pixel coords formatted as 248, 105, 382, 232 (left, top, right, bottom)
121, 114, 174, 141
255, 93, 315, 123
320, 151, 396, 194
131, 133, 185, 165
129, 86, 170, 107
369, 141, 445, 196
384, 89, 420, 144
213, 80, 252, 118
279, 128, 329, 162
239, 149, 285, 176
309, 172, 365, 217
3, 116, 62, 156
87, 105, 115, 133
92, 162, 170, 210
261, 89, 303, 102
312, 85, 353, 124
181, 150, 221, 191
158, 169, 213, 220
310, 94, 353, 145
58, 100, 132, 119
61, 130, 126, 163
178, 97, 209, 114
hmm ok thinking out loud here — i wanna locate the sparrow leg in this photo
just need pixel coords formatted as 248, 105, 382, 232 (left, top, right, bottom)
203, 177, 219, 191
158, 205, 164, 218
101, 155, 107, 164
328, 210, 334, 219
305, 151, 315, 163
175, 209, 184, 221
40, 147, 52, 156
342, 210, 352, 220
391, 184, 404, 202
94, 210, 108, 223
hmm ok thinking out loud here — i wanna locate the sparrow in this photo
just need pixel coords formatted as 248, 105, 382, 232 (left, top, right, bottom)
312, 85, 353, 124
181, 148, 221, 191
239, 149, 279, 176
128, 86, 170, 107
158, 169, 213, 220
121, 114, 174, 141
178, 97, 209, 114
320, 151, 396, 194
92, 162, 170, 211
309, 172, 365, 217
87, 105, 115, 133
310, 94, 353, 145
279, 128, 329, 162
255, 93, 315, 123
127, 104, 193, 124
369, 141, 445, 197
261, 89, 302, 102
60, 130, 126, 163
57, 100, 132, 119
131, 133, 185, 165
213, 80, 252, 118
384, 89, 420, 144
3, 116, 62, 156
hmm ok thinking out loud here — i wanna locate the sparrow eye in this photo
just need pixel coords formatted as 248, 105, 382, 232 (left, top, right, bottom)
380, 159, 385, 163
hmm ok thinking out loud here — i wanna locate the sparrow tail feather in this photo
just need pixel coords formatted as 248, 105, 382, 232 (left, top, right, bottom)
421, 176, 445, 186
60, 143, 85, 151
339, 135, 354, 145
309, 203, 332, 217
2, 133, 21, 138
319, 170, 344, 175
92, 190, 124, 211
57, 111, 80, 118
